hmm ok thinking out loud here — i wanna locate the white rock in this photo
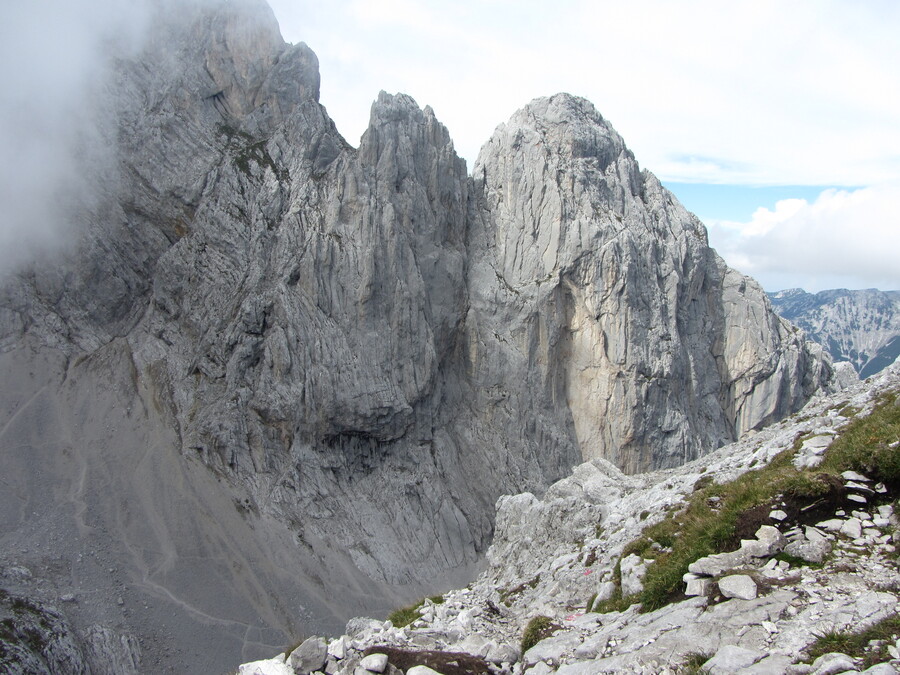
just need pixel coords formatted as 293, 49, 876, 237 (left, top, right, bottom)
327, 636, 350, 660
703, 645, 766, 674
718, 574, 758, 600
359, 653, 388, 673
848, 494, 868, 504
810, 651, 859, 675
406, 667, 442, 675
239, 660, 295, 675
684, 575, 712, 597
840, 518, 863, 539
841, 470, 870, 482
817, 519, 845, 532
620, 553, 648, 597
770, 509, 788, 521
755, 525, 786, 553
290, 637, 328, 674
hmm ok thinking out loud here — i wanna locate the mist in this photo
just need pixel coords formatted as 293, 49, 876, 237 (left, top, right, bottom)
0, 1, 149, 274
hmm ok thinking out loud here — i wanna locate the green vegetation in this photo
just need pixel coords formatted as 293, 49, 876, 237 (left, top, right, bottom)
678, 651, 713, 674
387, 595, 445, 628
806, 613, 900, 667
520, 616, 559, 654
597, 390, 899, 613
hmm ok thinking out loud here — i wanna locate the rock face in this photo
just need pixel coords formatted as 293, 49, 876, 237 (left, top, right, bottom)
470, 95, 830, 471
770, 288, 900, 378
0, 0, 830, 671
265, 363, 900, 675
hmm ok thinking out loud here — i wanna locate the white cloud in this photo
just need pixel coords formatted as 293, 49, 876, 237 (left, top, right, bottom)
707, 185, 900, 291
267, 0, 900, 186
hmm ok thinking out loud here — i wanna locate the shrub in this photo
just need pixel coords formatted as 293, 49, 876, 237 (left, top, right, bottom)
520, 616, 558, 653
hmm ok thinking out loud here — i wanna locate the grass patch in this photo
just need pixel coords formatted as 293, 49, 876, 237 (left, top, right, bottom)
602, 389, 899, 613
520, 616, 559, 653
387, 595, 445, 628
678, 651, 713, 674
820, 392, 900, 483
806, 614, 900, 667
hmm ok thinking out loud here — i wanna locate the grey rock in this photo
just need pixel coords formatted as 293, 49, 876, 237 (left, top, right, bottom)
784, 537, 831, 563
239, 660, 295, 675
810, 652, 860, 675
290, 637, 328, 674
718, 574, 758, 600
359, 653, 388, 673
861, 664, 898, 674
406, 667, 443, 675
620, 554, 649, 597
703, 645, 767, 674
841, 518, 864, 539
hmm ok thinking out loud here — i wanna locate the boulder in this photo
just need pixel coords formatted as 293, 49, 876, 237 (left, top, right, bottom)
289, 637, 328, 674
718, 575, 758, 600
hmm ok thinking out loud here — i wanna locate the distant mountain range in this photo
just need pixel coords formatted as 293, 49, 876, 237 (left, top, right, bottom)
769, 288, 900, 378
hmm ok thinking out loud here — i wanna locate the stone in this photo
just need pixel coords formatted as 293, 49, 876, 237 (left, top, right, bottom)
328, 637, 350, 660
359, 653, 389, 673
595, 581, 617, 602
841, 471, 870, 482
755, 525, 786, 553
620, 554, 649, 597
239, 660, 295, 675
485, 642, 520, 664
0, 2, 841, 669
818, 519, 845, 532
770, 509, 789, 521
862, 665, 898, 674
810, 652, 859, 675
703, 645, 766, 674
848, 494, 868, 504
683, 573, 712, 597
290, 637, 328, 674
784, 537, 831, 563
406, 667, 443, 675
840, 518, 864, 539
718, 574, 758, 600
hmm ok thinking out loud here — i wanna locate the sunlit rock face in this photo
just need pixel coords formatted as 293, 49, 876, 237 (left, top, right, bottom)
470, 93, 830, 472
0, 1, 830, 671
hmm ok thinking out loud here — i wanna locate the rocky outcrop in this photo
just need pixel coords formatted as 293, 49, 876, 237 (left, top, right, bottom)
0, 0, 831, 671
770, 288, 900, 378
255, 363, 900, 675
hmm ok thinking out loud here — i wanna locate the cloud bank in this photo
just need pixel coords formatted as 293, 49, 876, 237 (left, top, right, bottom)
706, 185, 900, 292
0, 0, 155, 274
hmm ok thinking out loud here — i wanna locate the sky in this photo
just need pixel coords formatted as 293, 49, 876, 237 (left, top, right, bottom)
267, 0, 900, 292
0, 0, 897, 292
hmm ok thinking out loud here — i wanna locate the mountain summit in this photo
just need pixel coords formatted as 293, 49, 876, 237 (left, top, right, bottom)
0, 2, 831, 672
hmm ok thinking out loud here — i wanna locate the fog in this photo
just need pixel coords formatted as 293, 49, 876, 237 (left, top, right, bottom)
0, 1, 148, 273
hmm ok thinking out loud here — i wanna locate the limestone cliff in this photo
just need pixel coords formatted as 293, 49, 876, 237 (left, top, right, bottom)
0, 1, 830, 671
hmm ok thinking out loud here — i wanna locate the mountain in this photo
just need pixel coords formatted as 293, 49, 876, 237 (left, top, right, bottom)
769, 288, 900, 378
0, 1, 831, 672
